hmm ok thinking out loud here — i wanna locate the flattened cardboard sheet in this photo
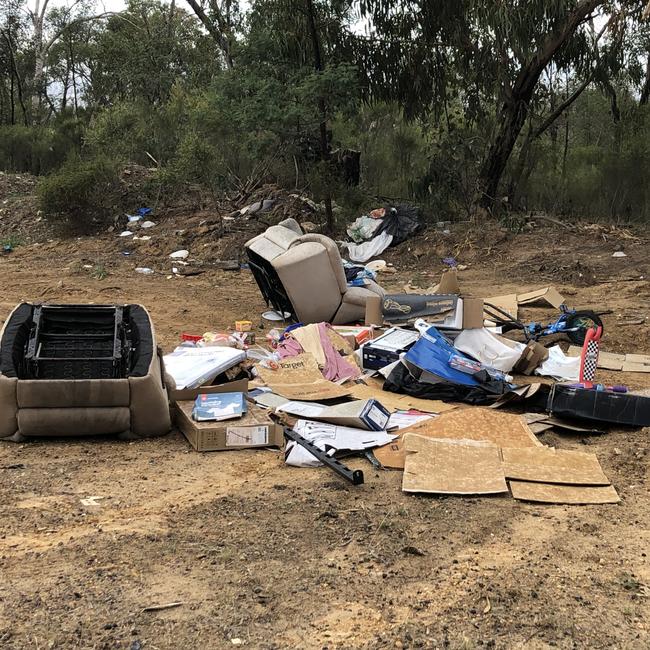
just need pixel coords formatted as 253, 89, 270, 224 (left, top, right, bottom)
509, 481, 620, 504
566, 347, 650, 373
403, 408, 543, 448
375, 408, 540, 470
257, 354, 351, 401
517, 287, 565, 309
484, 294, 518, 320
402, 435, 507, 495
621, 362, 650, 373
501, 447, 610, 485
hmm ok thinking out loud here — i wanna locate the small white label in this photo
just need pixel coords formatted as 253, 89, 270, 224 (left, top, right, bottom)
226, 426, 269, 447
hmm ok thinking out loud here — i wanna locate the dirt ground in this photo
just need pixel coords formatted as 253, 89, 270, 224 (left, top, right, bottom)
0, 176, 649, 649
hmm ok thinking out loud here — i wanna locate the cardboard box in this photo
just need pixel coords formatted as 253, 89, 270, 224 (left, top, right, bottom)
175, 399, 284, 451
365, 295, 383, 326
513, 341, 549, 375
461, 297, 484, 329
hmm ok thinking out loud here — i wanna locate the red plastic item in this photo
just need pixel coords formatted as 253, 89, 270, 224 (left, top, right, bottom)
181, 333, 203, 342
579, 325, 602, 386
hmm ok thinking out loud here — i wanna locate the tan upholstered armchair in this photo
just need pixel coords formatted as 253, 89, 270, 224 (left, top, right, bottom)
246, 219, 384, 324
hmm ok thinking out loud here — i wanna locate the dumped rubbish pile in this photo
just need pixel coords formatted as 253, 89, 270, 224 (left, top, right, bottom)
341, 204, 423, 263
1, 208, 649, 510
136, 262, 648, 505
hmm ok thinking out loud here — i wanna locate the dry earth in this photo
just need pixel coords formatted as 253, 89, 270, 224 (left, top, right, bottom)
0, 174, 649, 649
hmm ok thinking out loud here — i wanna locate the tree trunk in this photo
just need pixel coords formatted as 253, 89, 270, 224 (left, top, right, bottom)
32, 7, 46, 120
640, 53, 650, 105
477, 0, 602, 210
305, 0, 334, 233
184, 0, 234, 69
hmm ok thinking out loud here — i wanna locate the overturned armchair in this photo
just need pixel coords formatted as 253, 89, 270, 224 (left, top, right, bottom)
245, 219, 386, 325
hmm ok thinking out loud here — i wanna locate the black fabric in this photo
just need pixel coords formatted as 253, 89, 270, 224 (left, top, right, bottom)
344, 265, 366, 281
246, 248, 296, 320
383, 361, 508, 406
127, 305, 154, 377
1, 303, 154, 379
375, 204, 422, 246
0, 303, 34, 378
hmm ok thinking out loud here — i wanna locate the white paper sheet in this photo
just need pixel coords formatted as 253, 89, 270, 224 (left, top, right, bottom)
387, 412, 435, 430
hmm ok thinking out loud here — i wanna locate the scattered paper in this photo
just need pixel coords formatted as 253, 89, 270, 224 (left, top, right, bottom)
612, 251, 627, 258
164, 346, 246, 390
387, 412, 435, 430
536, 345, 580, 381
285, 419, 396, 467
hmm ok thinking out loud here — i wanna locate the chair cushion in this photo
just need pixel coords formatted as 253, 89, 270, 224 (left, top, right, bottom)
17, 407, 131, 437
16, 379, 130, 408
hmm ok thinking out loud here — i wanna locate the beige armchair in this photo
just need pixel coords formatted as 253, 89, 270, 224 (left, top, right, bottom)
246, 219, 384, 324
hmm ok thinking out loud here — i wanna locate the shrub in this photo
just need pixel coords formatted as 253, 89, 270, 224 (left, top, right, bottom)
38, 156, 122, 228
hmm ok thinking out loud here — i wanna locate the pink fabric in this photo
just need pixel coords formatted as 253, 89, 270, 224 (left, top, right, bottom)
274, 324, 359, 382
276, 337, 303, 359
317, 323, 359, 382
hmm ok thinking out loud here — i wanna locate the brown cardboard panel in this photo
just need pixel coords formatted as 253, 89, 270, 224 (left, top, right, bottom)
404, 408, 543, 448
375, 408, 540, 470
436, 268, 460, 295
257, 354, 351, 401
462, 297, 485, 329
509, 481, 620, 504
517, 287, 565, 309
625, 353, 650, 364
621, 362, 650, 373
349, 382, 455, 415
528, 422, 554, 434
484, 294, 518, 320
175, 401, 284, 451
365, 295, 383, 326
513, 341, 549, 375
402, 435, 507, 495
501, 447, 610, 485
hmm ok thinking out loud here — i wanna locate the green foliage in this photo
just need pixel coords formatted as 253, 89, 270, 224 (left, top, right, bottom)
37, 155, 121, 226
0, 117, 83, 174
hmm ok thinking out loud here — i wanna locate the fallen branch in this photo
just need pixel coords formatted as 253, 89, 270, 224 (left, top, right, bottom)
526, 214, 572, 230
142, 601, 183, 613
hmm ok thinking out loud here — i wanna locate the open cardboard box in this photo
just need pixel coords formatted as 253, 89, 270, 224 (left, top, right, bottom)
171, 378, 284, 452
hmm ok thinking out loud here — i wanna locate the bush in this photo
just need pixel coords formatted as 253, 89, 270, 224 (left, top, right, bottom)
38, 156, 122, 228
0, 118, 83, 175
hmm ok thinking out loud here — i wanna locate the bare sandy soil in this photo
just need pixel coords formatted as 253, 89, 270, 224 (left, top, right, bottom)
0, 176, 649, 649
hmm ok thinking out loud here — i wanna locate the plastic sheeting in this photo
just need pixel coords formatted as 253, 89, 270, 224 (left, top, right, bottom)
536, 345, 580, 381
342, 231, 393, 263
454, 328, 524, 372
